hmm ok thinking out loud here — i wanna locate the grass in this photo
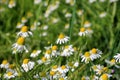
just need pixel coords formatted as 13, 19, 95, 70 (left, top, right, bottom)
0, 0, 120, 80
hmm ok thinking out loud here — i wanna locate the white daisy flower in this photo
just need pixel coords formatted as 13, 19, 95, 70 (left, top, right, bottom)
43, 25, 48, 30
34, 0, 41, 4
21, 59, 35, 72
8, 0, 16, 8
37, 57, 50, 65
16, 22, 24, 28
61, 45, 74, 57
0, 60, 9, 69
89, 48, 102, 60
105, 59, 120, 68
12, 37, 28, 53
77, 9, 84, 16
64, 23, 69, 29
81, 52, 91, 63
51, 45, 59, 57
56, 33, 70, 44
114, 53, 120, 63
30, 50, 41, 58
65, 0, 74, 6
78, 27, 89, 36
99, 12, 107, 18
92, 65, 104, 75
21, 17, 27, 23
4, 71, 16, 79
51, 65, 58, 72
17, 26, 32, 37
44, 49, 51, 59
58, 65, 69, 74
73, 61, 79, 67
89, 0, 96, 3
84, 21, 91, 28
65, 12, 72, 18
100, 73, 112, 80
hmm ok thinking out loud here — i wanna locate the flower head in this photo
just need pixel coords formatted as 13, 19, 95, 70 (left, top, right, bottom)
56, 33, 69, 44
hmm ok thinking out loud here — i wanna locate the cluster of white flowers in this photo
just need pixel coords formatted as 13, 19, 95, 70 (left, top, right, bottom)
81, 48, 102, 63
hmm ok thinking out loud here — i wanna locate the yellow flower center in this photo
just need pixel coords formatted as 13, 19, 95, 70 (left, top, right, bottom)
52, 65, 58, 69
9, 0, 14, 5
110, 59, 115, 64
100, 74, 108, 80
65, 46, 69, 49
80, 28, 85, 32
7, 72, 13, 76
61, 65, 66, 70
59, 78, 64, 80
46, 50, 51, 54
42, 57, 47, 62
81, 76, 86, 80
91, 48, 97, 54
52, 45, 57, 50
50, 71, 55, 76
84, 52, 90, 57
58, 33, 65, 39
17, 37, 25, 45
84, 21, 90, 25
22, 17, 26, 21
92, 65, 97, 70
21, 26, 28, 32
9, 64, 15, 69
23, 59, 29, 64
32, 50, 37, 54
2, 60, 8, 65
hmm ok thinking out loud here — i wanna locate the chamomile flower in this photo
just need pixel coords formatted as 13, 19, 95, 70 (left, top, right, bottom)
77, 9, 84, 16
65, 0, 74, 6
84, 21, 91, 28
37, 57, 50, 65
105, 59, 120, 68
56, 33, 69, 44
99, 12, 107, 18
58, 65, 69, 74
21, 59, 35, 72
0, 60, 9, 69
30, 50, 41, 58
51, 65, 58, 72
81, 52, 91, 63
89, 0, 96, 3
4, 71, 16, 79
8, 0, 16, 8
64, 23, 69, 29
44, 49, 51, 59
65, 12, 72, 18
34, 0, 41, 4
61, 45, 74, 57
12, 37, 28, 53
78, 27, 89, 36
100, 73, 112, 80
89, 48, 102, 60
114, 53, 120, 63
91, 65, 109, 75
17, 26, 32, 37
51, 45, 59, 57
16, 22, 24, 28
21, 17, 27, 23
